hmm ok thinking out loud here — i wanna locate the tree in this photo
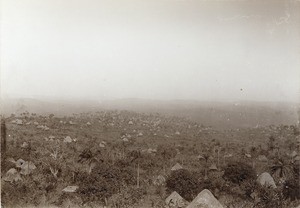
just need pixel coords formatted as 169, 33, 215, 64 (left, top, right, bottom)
198, 146, 214, 180
283, 178, 300, 201
157, 145, 177, 173
268, 136, 275, 152
78, 149, 103, 175
128, 150, 142, 188
198, 153, 211, 180
270, 158, 293, 182
250, 146, 259, 169
223, 161, 256, 185
166, 169, 200, 201
1, 119, 6, 156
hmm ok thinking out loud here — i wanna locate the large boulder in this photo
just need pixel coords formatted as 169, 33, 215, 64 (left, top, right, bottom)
165, 191, 186, 207
186, 189, 223, 208
257, 172, 277, 188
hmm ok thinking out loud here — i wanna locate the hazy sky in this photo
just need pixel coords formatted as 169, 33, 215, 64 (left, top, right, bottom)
1, 0, 300, 102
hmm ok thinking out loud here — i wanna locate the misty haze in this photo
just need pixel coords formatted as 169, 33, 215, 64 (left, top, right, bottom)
1, 0, 300, 208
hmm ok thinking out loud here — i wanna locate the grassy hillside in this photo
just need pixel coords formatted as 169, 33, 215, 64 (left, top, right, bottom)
1, 110, 299, 207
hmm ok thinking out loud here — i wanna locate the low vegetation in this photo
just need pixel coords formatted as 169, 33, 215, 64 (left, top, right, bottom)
1, 110, 299, 207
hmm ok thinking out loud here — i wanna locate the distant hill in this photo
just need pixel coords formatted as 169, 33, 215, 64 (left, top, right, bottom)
1, 98, 100, 116
1, 97, 299, 129
99, 98, 299, 129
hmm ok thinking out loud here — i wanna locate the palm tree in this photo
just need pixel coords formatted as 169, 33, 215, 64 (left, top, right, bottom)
250, 146, 258, 169
214, 146, 222, 169
129, 150, 142, 188
78, 149, 103, 175
270, 157, 293, 183
198, 151, 212, 180
268, 135, 276, 152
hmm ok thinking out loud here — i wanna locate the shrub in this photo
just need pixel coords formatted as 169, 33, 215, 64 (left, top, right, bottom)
157, 145, 177, 160
76, 161, 136, 203
166, 169, 199, 201
108, 186, 147, 207
255, 185, 284, 208
223, 161, 256, 185
283, 178, 300, 201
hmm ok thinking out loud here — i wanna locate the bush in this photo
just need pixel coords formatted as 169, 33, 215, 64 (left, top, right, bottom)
283, 178, 300, 201
157, 145, 177, 160
76, 161, 136, 204
108, 186, 147, 207
223, 161, 256, 185
255, 186, 284, 208
166, 169, 199, 201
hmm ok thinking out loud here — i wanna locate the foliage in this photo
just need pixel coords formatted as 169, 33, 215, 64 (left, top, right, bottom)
270, 158, 293, 181
223, 161, 256, 185
157, 145, 177, 160
255, 185, 284, 208
108, 186, 147, 208
282, 178, 300, 201
75, 161, 136, 203
1, 111, 299, 207
166, 169, 200, 201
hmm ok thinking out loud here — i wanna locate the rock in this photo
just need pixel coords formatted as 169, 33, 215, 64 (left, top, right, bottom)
153, 175, 166, 186
20, 161, 36, 175
15, 159, 26, 168
21, 142, 29, 148
147, 148, 157, 154
62, 185, 79, 193
64, 136, 72, 143
224, 154, 233, 158
12, 119, 23, 125
49, 136, 55, 139
197, 155, 205, 160
165, 191, 186, 207
3, 168, 22, 182
258, 155, 268, 162
209, 164, 218, 171
294, 155, 300, 161
186, 189, 224, 208
171, 163, 183, 171
257, 172, 277, 188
